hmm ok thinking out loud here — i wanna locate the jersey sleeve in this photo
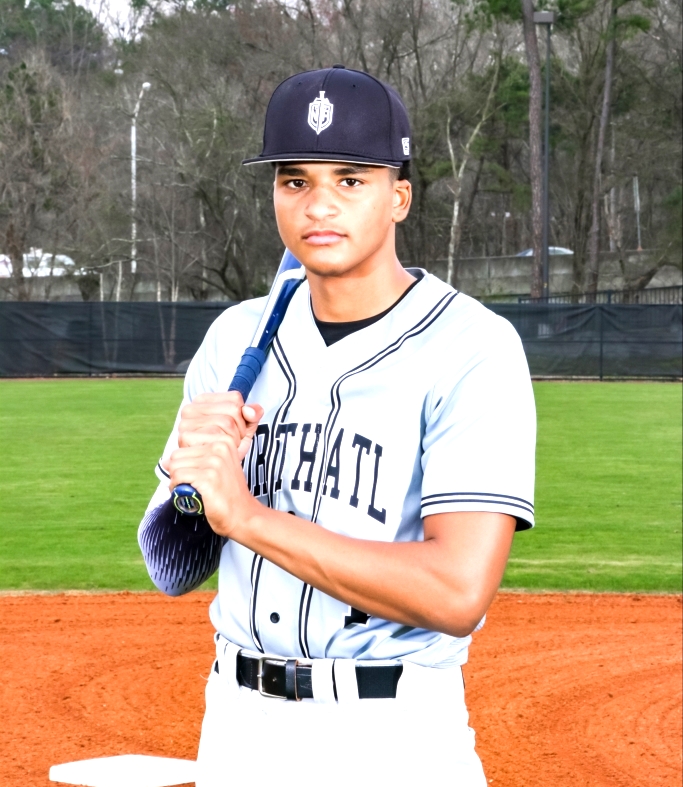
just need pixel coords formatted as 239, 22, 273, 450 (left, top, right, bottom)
420, 314, 536, 530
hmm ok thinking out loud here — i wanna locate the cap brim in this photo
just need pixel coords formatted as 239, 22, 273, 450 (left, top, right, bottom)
242, 153, 404, 168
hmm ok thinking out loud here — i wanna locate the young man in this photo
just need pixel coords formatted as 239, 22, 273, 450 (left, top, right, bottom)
139, 65, 535, 787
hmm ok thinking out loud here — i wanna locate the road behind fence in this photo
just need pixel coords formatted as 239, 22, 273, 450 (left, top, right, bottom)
0, 300, 681, 378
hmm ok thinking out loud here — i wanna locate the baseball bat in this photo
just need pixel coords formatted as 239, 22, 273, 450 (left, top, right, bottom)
172, 249, 305, 516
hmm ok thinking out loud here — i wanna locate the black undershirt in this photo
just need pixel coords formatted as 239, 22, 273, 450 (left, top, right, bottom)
313, 269, 425, 347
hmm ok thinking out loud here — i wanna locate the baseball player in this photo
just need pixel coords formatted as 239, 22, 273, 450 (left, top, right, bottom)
139, 65, 535, 787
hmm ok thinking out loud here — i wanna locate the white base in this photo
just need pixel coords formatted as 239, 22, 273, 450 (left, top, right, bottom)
49, 754, 196, 787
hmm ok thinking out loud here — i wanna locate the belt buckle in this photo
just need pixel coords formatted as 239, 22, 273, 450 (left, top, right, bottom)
257, 656, 286, 699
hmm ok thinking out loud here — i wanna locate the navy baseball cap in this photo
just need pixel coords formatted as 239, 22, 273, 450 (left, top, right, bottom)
243, 65, 411, 169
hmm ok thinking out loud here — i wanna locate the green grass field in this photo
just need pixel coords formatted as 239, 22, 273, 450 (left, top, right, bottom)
505, 382, 682, 592
0, 379, 681, 593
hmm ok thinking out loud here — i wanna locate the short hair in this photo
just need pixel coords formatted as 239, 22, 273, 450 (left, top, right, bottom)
391, 161, 411, 182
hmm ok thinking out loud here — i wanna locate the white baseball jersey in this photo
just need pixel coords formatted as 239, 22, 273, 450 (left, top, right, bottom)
148, 271, 536, 668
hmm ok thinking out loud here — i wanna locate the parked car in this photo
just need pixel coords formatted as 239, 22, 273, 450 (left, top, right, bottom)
515, 246, 574, 257
0, 249, 78, 277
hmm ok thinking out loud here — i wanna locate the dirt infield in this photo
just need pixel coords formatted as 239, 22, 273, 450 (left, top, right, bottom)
1, 592, 680, 787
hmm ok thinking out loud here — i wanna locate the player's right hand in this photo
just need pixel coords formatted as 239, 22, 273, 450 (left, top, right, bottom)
177, 392, 264, 462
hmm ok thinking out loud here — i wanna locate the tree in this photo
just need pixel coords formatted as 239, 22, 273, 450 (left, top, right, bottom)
519, 0, 544, 297
585, 0, 652, 295
0, 0, 678, 302
445, 54, 500, 287
0, 0, 105, 75
0, 56, 76, 299
468, 0, 544, 293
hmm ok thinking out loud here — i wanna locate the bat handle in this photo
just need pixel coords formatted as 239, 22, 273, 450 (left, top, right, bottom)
227, 347, 267, 401
171, 347, 267, 516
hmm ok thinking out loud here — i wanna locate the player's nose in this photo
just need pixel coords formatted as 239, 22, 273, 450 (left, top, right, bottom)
303, 186, 340, 221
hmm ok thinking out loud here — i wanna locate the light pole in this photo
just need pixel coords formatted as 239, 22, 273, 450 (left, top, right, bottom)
131, 82, 151, 276
534, 11, 556, 298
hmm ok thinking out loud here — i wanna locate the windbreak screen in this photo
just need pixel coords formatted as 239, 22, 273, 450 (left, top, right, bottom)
488, 303, 682, 378
0, 301, 680, 378
0, 301, 233, 376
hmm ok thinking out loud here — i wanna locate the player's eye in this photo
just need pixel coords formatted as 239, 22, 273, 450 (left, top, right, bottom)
340, 177, 362, 187
284, 178, 307, 189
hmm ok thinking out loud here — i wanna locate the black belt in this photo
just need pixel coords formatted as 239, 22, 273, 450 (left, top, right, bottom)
234, 652, 403, 701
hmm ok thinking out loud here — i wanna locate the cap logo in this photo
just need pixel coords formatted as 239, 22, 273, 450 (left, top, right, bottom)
402, 137, 410, 155
308, 91, 334, 135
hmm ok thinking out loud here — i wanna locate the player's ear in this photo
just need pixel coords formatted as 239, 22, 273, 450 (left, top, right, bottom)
391, 176, 412, 223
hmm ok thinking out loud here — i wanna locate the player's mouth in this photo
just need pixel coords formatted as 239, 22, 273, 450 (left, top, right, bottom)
302, 230, 346, 246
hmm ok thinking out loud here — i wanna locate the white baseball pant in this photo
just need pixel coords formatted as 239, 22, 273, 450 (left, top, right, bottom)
195, 635, 487, 787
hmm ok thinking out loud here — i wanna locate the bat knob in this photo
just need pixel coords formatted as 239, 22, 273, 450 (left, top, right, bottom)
172, 484, 204, 516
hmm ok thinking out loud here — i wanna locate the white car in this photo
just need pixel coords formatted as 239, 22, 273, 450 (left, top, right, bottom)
0, 249, 78, 277
515, 246, 574, 257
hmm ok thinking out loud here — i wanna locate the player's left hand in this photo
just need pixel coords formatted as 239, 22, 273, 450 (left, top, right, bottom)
168, 437, 260, 537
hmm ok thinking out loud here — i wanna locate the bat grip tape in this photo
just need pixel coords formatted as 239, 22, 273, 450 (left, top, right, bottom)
228, 347, 267, 402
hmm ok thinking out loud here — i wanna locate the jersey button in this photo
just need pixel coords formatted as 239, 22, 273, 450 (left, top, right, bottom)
270, 612, 280, 624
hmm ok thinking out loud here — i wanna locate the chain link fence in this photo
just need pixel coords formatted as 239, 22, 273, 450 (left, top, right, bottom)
515, 285, 682, 305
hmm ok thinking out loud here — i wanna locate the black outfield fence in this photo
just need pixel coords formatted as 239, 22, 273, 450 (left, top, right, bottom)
489, 303, 681, 379
0, 300, 681, 379
0, 301, 236, 377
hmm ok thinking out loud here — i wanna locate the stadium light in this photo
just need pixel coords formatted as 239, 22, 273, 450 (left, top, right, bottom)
534, 11, 557, 298
131, 82, 152, 276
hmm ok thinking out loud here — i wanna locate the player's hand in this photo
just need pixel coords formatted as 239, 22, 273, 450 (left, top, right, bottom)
177, 392, 264, 462
168, 438, 258, 537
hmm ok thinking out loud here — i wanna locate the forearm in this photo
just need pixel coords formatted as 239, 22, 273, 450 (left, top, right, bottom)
166, 419, 515, 633
229, 506, 509, 638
